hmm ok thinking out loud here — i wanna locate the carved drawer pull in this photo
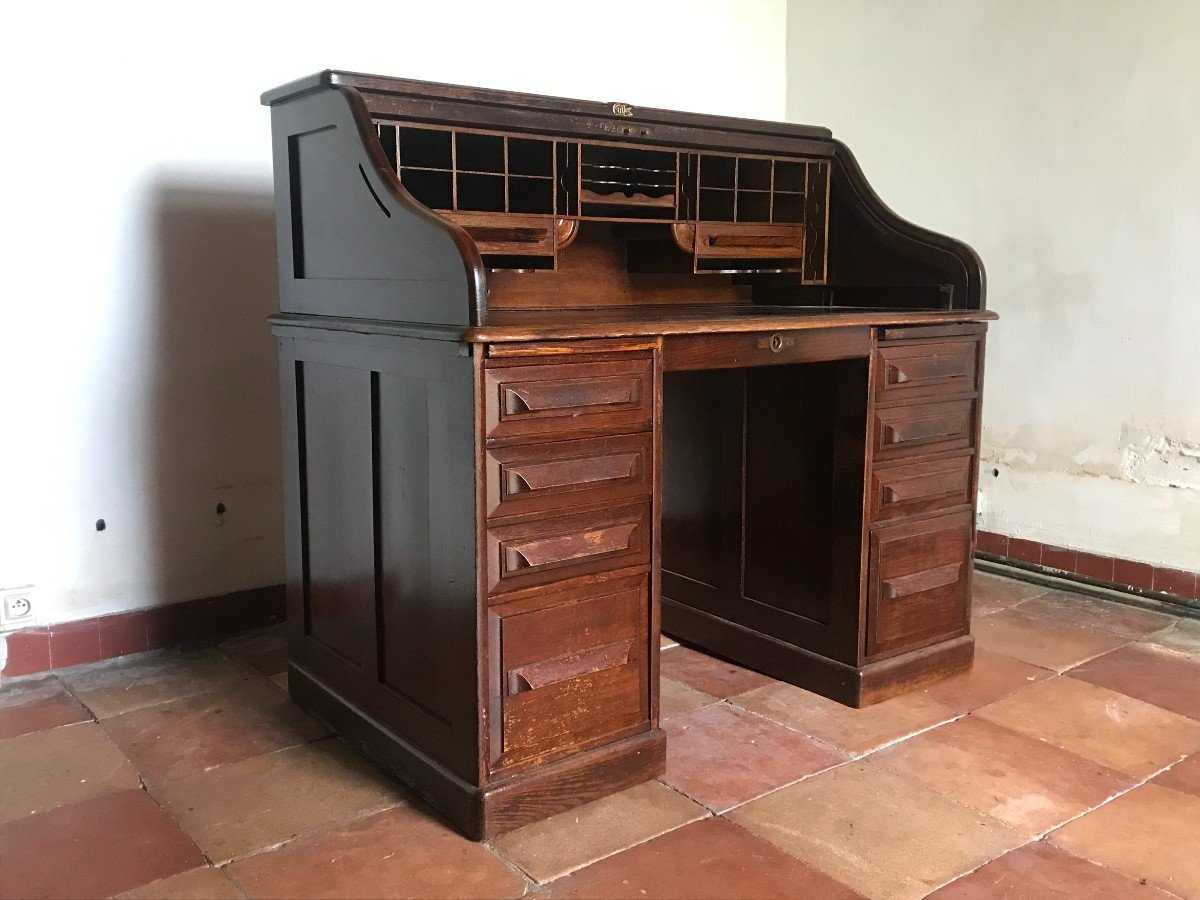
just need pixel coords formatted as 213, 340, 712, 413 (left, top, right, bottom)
506, 639, 634, 696
503, 452, 641, 496
465, 225, 546, 243
881, 468, 970, 506
885, 354, 974, 388
503, 378, 640, 415
504, 522, 639, 572
882, 415, 964, 445
882, 562, 962, 600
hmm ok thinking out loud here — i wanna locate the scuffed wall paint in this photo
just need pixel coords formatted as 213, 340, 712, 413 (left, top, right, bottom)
786, 0, 1200, 571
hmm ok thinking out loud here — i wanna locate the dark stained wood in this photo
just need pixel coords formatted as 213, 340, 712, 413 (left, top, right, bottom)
870, 453, 974, 522
483, 355, 654, 443
873, 398, 977, 460
468, 307, 996, 343
866, 511, 973, 658
485, 432, 653, 520
662, 326, 869, 371
486, 501, 651, 596
495, 580, 648, 770
875, 339, 981, 401
264, 71, 990, 840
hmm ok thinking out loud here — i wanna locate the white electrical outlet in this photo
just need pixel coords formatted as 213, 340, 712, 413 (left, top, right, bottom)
1, 586, 36, 630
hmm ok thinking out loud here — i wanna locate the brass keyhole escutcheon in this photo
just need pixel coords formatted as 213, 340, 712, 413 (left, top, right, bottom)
769, 333, 784, 353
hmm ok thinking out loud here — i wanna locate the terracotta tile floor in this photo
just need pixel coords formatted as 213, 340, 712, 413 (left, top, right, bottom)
2, 572, 1199, 899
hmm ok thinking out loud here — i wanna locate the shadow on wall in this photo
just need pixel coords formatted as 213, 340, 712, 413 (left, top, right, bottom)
139, 179, 284, 608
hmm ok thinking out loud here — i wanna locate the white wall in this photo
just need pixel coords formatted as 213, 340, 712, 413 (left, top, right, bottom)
786, 0, 1200, 571
1, 0, 787, 627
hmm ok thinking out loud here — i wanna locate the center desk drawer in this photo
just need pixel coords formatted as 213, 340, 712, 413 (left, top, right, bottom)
484, 356, 653, 442
872, 398, 976, 460
493, 580, 649, 769
486, 433, 653, 519
486, 501, 651, 595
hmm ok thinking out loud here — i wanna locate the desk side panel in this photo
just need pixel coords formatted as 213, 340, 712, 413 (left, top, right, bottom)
276, 328, 479, 782
268, 85, 485, 324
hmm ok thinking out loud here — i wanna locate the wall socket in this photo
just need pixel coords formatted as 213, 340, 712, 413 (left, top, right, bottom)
0, 587, 36, 630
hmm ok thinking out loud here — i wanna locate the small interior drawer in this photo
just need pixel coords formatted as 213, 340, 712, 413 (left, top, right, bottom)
867, 511, 972, 658
875, 340, 980, 401
870, 455, 974, 522
486, 501, 650, 595
494, 581, 649, 769
486, 433, 652, 520
484, 355, 653, 442
872, 398, 975, 460
441, 211, 556, 257
693, 223, 805, 259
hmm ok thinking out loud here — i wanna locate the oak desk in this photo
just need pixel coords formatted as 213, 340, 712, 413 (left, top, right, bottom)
263, 72, 994, 839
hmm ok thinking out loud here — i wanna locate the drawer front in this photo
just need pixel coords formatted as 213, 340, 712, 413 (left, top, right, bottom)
486, 501, 650, 595
875, 340, 980, 401
871, 455, 974, 522
873, 399, 975, 460
495, 582, 649, 769
867, 511, 972, 658
486, 433, 652, 520
662, 327, 869, 372
693, 223, 804, 260
484, 356, 653, 442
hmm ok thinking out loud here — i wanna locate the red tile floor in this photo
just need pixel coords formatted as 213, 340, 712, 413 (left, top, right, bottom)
2, 572, 1199, 899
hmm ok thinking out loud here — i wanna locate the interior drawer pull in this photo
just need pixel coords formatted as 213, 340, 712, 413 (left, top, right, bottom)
882, 562, 962, 600
506, 638, 634, 696
505, 452, 642, 496
503, 522, 639, 571
465, 225, 546, 243
503, 378, 641, 415
706, 232, 795, 248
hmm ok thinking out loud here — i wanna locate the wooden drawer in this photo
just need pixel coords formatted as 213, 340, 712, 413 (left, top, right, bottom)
662, 326, 869, 372
693, 223, 804, 261
870, 455, 974, 522
872, 398, 975, 460
486, 501, 651, 595
484, 356, 653, 442
875, 340, 980, 401
867, 511, 972, 658
493, 581, 649, 769
486, 433, 652, 520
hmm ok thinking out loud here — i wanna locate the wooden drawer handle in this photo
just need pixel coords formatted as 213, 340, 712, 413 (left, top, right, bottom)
882, 415, 965, 445
881, 468, 970, 506
504, 452, 642, 496
882, 562, 962, 600
706, 232, 796, 248
885, 354, 974, 388
465, 225, 546, 243
507, 639, 634, 695
503, 378, 641, 415
504, 522, 639, 571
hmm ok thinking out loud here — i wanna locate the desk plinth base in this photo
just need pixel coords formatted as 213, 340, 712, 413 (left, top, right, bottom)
289, 663, 666, 840
662, 598, 974, 707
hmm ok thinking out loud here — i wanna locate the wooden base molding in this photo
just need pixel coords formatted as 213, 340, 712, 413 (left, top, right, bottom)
291, 663, 666, 840
661, 597, 973, 707
977, 531, 1198, 605
1, 585, 286, 678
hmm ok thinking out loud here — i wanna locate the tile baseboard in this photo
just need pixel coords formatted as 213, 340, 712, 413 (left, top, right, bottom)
1, 585, 286, 678
976, 531, 1199, 609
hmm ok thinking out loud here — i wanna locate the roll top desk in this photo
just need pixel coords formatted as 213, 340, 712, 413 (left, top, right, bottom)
261, 70, 993, 838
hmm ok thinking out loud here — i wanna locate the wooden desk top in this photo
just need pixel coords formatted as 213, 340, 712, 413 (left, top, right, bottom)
465, 306, 997, 343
